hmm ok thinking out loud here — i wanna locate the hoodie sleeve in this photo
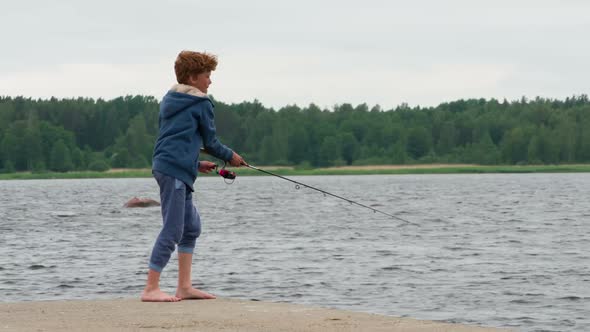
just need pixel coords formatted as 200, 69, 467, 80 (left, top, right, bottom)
197, 102, 234, 161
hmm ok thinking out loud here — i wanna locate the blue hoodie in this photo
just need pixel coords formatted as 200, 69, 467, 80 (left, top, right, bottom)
152, 85, 233, 191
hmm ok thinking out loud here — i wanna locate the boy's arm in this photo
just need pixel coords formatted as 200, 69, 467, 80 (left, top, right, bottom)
198, 104, 234, 161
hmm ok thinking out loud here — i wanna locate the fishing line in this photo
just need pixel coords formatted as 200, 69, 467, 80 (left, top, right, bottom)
242, 164, 418, 226
202, 148, 417, 226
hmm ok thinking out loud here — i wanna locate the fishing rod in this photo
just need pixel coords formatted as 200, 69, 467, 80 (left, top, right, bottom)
232, 164, 417, 226
246, 165, 416, 225
202, 148, 417, 225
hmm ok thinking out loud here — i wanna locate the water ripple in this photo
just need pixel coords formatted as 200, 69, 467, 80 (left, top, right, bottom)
0, 174, 589, 331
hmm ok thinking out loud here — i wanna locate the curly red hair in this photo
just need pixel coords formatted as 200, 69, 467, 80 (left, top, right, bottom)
174, 51, 218, 84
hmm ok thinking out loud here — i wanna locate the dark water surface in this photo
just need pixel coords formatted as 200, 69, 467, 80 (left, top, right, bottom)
1, 174, 589, 331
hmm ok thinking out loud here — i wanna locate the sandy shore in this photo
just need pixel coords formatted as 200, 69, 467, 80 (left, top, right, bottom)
0, 298, 508, 332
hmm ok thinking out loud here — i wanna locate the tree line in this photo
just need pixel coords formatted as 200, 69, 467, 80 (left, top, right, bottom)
0, 94, 589, 173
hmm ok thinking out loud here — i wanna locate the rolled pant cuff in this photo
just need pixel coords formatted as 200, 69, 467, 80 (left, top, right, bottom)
148, 262, 164, 273
177, 246, 195, 254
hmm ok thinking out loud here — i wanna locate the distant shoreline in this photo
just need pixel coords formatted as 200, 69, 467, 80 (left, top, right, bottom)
1, 164, 590, 180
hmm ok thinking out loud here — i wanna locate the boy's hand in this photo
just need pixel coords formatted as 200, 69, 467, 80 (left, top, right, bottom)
198, 161, 217, 173
229, 152, 247, 167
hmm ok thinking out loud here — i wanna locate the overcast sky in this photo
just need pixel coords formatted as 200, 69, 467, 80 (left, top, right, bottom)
1, 0, 588, 109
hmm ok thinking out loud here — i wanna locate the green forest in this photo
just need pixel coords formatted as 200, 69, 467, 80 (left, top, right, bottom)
0, 94, 589, 173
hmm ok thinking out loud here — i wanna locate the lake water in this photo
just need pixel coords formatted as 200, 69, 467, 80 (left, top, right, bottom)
1, 173, 589, 331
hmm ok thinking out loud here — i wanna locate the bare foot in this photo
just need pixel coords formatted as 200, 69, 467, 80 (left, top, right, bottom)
141, 288, 181, 302
175, 287, 216, 300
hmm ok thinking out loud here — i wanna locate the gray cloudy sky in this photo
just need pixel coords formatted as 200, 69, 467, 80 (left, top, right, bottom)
1, 0, 588, 109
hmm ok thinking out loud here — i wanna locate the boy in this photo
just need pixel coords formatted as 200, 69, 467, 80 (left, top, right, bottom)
142, 50, 246, 302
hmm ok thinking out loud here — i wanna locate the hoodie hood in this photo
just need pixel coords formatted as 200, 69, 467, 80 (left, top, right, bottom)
160, 84, 210, 119
170, 83, 207, 97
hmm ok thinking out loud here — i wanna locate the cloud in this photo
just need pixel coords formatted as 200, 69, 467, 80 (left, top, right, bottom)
1, 0, 589, 108
0, 62, 173, 100
213, 50, 517, 108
